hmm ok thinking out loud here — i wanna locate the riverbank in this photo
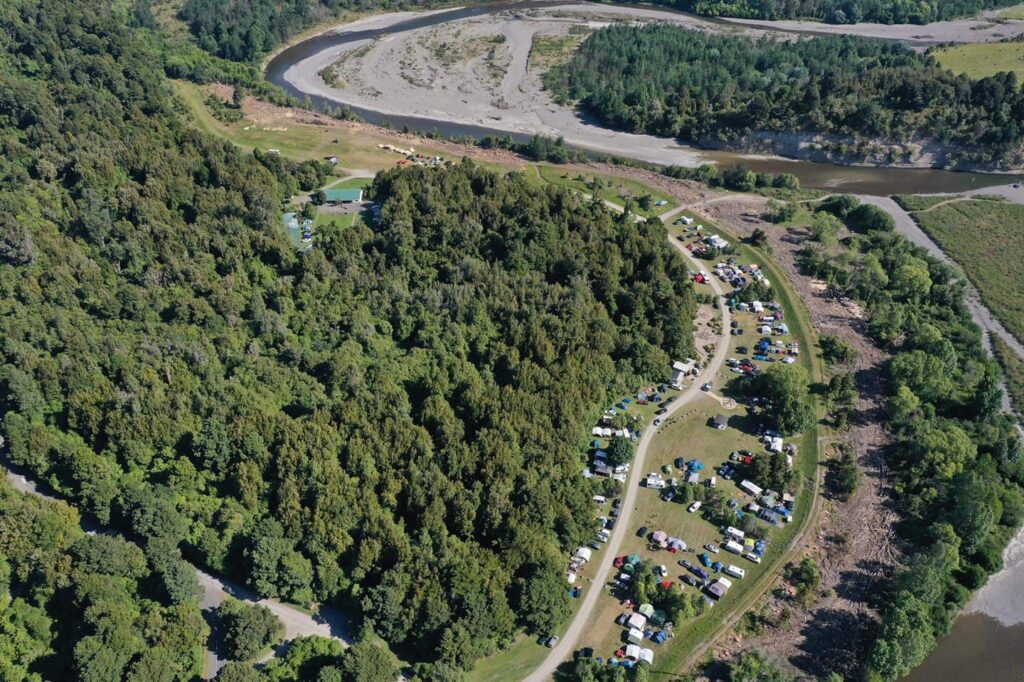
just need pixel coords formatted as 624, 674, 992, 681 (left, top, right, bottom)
271, 2, 1024, 180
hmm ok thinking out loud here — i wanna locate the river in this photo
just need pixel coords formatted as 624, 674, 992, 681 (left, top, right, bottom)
264, 1, 1017, 195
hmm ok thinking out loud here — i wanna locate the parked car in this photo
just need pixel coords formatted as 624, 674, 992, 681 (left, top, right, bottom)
688, 501, 702, 513
612, 498, 622, 509
701, 382, 712, 391
705, 544, 720, 554
662, 491, 676, 502
653, 418, 662, 427
545, 636, 559, 648
655, 407, 668, 415
674, 457, 686, 469
657, 564, 668, 577
679, 559, 694, 570
637, 526, 649, 538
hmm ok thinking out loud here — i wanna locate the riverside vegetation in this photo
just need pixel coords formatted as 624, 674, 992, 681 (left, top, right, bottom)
797, 196, 1022, 680
547, 25, 1024, 167
0, 0, 698, 676
613, 0, 1020, 23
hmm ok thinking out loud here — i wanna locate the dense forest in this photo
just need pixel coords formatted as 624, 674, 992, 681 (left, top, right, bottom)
549, 26, 1024, 166
623, 0, 1018, 24
0, 482, 208, 680
174, 0, 452, 62
797, 198, 1023, 680
0, 0, 696, 674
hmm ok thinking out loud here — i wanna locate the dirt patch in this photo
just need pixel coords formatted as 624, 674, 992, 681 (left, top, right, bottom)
693, 304, 720, 358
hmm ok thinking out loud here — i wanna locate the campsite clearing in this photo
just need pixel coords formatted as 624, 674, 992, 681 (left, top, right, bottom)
932, 40, 1024, 81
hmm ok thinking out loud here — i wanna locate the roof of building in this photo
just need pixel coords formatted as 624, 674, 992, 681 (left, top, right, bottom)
323, 188, 363, 202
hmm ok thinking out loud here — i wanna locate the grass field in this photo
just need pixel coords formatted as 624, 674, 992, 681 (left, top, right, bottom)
892, 194, 957, 212
172, 80, 453, 169
932, 41, 1024, 81
899, 197, 1024, 345
999, 2, 1024, 18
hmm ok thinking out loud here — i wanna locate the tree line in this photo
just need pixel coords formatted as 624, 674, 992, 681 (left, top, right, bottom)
619, 0, 1018, 24
796, 196, 1022, 680
0, 0, 697, 675
548, 25, 1024, 167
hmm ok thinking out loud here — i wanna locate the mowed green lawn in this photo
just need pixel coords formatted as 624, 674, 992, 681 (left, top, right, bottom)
932, 41, 1024, 81
901, 198, 1024, 344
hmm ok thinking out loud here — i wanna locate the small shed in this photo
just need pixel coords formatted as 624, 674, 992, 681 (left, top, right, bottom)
711, 414, 727, 430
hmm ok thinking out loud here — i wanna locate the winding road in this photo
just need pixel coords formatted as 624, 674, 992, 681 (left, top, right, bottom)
525, 226, 733, 681
2, 460, 352, 679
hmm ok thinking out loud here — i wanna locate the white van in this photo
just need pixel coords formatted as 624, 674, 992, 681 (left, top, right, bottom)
593, 495, 607, 504
744, 552, 762, 564
724, 540, 743, 554
725, 565, 746, 579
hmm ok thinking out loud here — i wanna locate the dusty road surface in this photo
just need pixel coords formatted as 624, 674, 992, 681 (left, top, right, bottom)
525, 230, 733, 681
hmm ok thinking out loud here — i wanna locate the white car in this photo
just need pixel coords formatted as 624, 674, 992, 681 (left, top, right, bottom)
688, 501, 702, 513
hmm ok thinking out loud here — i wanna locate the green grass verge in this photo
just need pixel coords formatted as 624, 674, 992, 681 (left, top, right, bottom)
892, 194, 956, 212
932, 41, 1024, 81
992, 336, 1024, 421
899, 197, 1024, 345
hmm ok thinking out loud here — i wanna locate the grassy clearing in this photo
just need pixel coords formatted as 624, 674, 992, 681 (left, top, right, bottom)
537, 166, 679, 218
999, 3, 1024, 18
172, 80, 451, 169
932, 41, 1024, 81
528, 33, 588, 73
900, 197, 1024, 344
992, 336, 1024, 421
570, 212, 822, 674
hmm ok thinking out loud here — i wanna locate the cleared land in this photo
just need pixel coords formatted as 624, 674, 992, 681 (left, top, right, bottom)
898, 198, 1024, 345
933, 40, 1024, 80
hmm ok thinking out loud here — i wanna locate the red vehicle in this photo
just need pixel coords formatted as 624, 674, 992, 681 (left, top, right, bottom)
613, 556, 626, 568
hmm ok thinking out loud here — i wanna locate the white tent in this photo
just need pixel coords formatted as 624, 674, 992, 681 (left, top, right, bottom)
574, 547, 592, 563
638, 648, 654, 665
627, 612, 647, 631
627, 628, 643, 644
625, 644, 641, 660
